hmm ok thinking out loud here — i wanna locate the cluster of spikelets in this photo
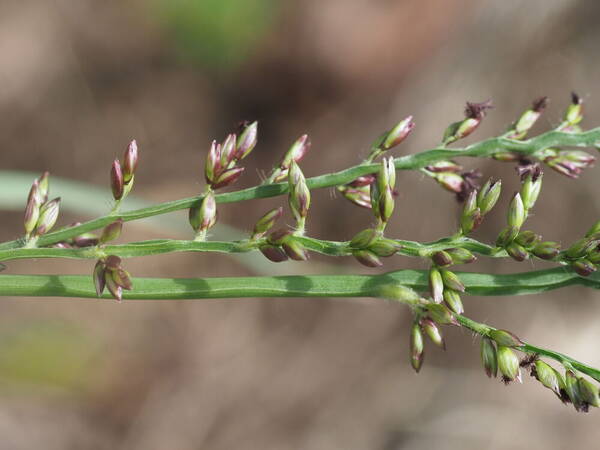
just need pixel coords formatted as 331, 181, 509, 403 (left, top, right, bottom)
17, 91, 600, 411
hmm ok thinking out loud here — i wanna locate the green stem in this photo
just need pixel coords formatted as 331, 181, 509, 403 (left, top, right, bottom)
2, 128, 599, 251
1, 267, 598, 379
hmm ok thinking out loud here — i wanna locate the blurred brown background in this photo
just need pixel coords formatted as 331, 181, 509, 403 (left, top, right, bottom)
1, 0, 600, 448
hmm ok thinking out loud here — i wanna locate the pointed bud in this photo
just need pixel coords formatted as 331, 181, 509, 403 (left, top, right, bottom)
429, 267, 444, 303
212, 167, 245, 189
425, 303, 458, 326
564, 370, 584, 410
425, 160, 462, 173
476, 179, 501, 215
36, 171, 50, 203
376, 284, 420, 303
443, 289, 464, 314
566, 237, 599, 259
531, 241, 560, 260
281, 238, 309, 261
99, 219, 123, 244
514, 230, 541, 248
111, 160, 124, 200
442, 100, 493, 145
353, 249, 382, 268
288, 162, 311, 224
205, 140, 221, 184
259, 244, 288, 263
420, 317, 445, 349
497, 345, 521, 383
383, 116, 415, 149
24, 183, 41, 236
281, 135, 310, 170
496, 225, 519, 247
34, 197, 61, 236
235, 121, 258, 160
219, 134, 237, 168
112, 268, 133, 291
441, 269, 465, 293
433, 172, 464, 193
123, 140, 138, 184
489, 329, 524, 348
350, 228, 381, 249
410, 323, 424, 373
105, 271, 123, 302
572, 259, 596, 277
520, 172, 543, 211
338, 185, 372, 209
460, 190, 482, 234
508, 192, 526, 229
446, 247, 476, 265
368, 238, 401, 257
93, 260, 106, 297
506, 242, 529, 262
189, 192, 217, 233
480, 337, 498, 378
578, 377, 600, 408
431, 250, 453, 268
252, 207, 283, 239
564, 92, 583, 126
532, 360, 560, 394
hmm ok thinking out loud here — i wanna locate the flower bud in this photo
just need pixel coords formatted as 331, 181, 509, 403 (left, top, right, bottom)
531, 241, 560, 260
443, 289, 463, 314
410, 322, 424, 373
489, 329, 524, 348
507, 192, 526, 229
492, 151, 520, 162
111, 268, 133, 291
476, 179, 501, 215
34, 197, 61, 236
111, 159, 124, 200
420, 317, 445, 349
368, 238, 401, 257
480, 337, 498, 378
105, 270, 123, 302
376, 284, 421, 303
506, 242, 529, 262
219, 133, 237, 168
24, 183, 41, 237
350, 228, 381, 249
93, 260, 106, 297
425, 160, 462, 173
441, 269, 465, 293
446, 247, 476, 265
566, 237, 599, 259
252, 207, 283, 239
564, 92, 583, 126
497, 345, 521, 383
189, 192, 217, 234
288, 162, 311, 223
348, 175, 376, 188
429, 267, 444, 304
205, 140, 221, 185
99, 219, 123, 244
123, 140, 138, 184
433, 172, 464, 193
281, 237, 309, 261
280, 135, 310, 170
572, 259, 596, 277
425, 303, 458, 325
259, 244, 288, 263
531, 360, 559, 394
578, 377, 600, 408
460, 207, 482, 235
442, 100, 493, 145
338, 185, 372, 209
267, 228, 293, 245
235, 121, 258, 160
105, 255, 122, 270
520, 172, 542, 211
211, 167, 245, 189
383, 116, 415, 149
564, 370, 584, 410
507, 96, 548, 139
496, 225, 519, 247
352, 249, 382, 268
514, 230, 541, 248
36, 171, 50, 203
431, 250, 453, 268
